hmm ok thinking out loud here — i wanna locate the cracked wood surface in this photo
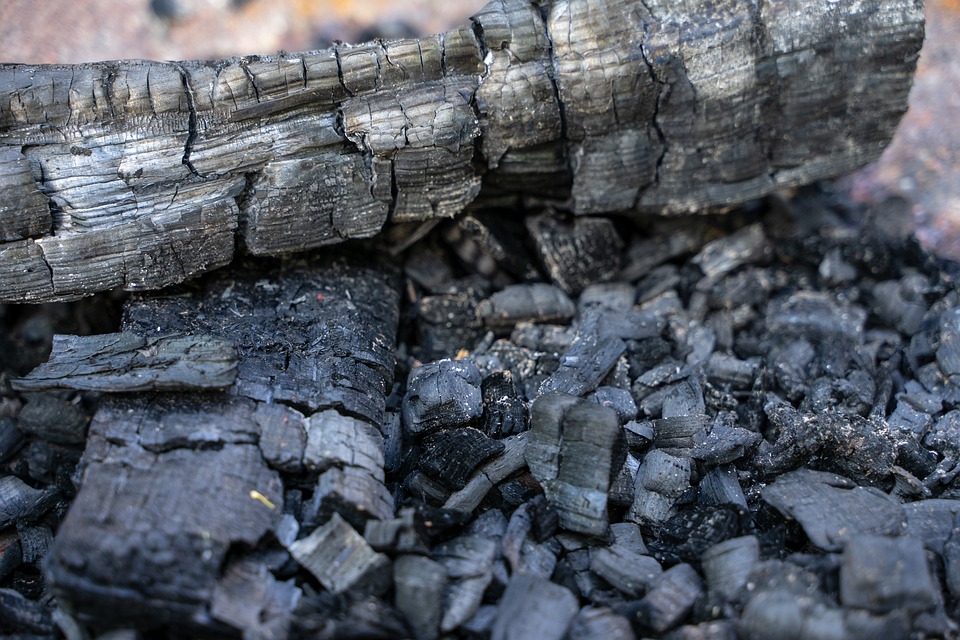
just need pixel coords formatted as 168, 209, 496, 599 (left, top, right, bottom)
0, 0, 924, 303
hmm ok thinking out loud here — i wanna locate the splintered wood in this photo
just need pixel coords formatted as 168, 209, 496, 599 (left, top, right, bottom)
0, 0, 924, 302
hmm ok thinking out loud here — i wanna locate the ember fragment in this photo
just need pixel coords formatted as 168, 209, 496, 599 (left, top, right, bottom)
402, 359, 483, 435
839, 535, 937, 613
418, 427, 506, 490
628, 450, 692, 528
527, 392, 624, 536
526, 213, 623, 295
15, 393, 88, 445
435, 535, 498, 633
476, 283, 576, 330
568, 606, 637, 640
394, 555, 447, 640
701, 535, 760, 602
0, 476, 55, 528
492, 573, 579, 640
288, 513, 391, 596
628, 563, 704, 633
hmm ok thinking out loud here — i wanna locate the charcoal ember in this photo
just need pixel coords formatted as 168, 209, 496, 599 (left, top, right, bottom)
447, 213, 540, 282
871, 277, 929, 336
739, 589, 910, 640
0, 417, 23, 463
526, 392, 624, 536
769, 339, 817, 402
444, 433, 528, 513
596, 310, 665, 342
476, 283, 576, 331
609, 454, 641, 508
491, 573, 579, 640
567, 606, 637, 640
0, 475, 55, 528
653, 415, 709, 455
579, 282, 637, 313
11, 332, 237, 393
650, 505, 745, 565
418, 427, 506, 490
839, 534, 937, 613
706, 353, 759, 389
210, 559, 300, 638
498, 473, 544, 506
288, 513, 390, 596
525, 212, 623, 295
0, 587, 54, 635
434, 535, 498, 633
502, 499, 561, 578
766, 291, 867, 342
382, 411, 403, 476
626, 563, 704, 634
589, 534, 663, 597
623, 420, 654, 450
621, 222, 706, 281
394, 555, 447, 640
538, 333, 627, 397
698, 467, 748, 509
627, 450, 692, 529
404, 470, 452, 506
691, 223, 769, 286
588, 386, 638, 423
691, 413, 762, 465
701, 535, 760, 602
511, 322, 577, 353
254, 402, 307, 474
903, 499, 960, 556
761, 469, 906, 550
663, 621, 737, 640
415, 285, 486, 361
402, 359, 483, 436
365, 508, 430, 555
301, 409, 393, 524
122, 254, 401, 427
15, 393, 88, 445
16, 524, 52, 566
480, 370, 527, 438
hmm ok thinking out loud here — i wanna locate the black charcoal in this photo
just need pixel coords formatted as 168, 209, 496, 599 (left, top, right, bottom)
476, 283, 576, 330
394, 555, 447, 640
818, 247, 857, 285
663, 621, 737, 640
527, 393, 623, 536
698, 467, 748, 509
691, 224, 769, 284
210, 559, 300, 637
653, 415, 708, 454
653, 505, 745, 565
691, 414, 761, 465
589, 537, 663, 597
766, 291, 867, 341
0, 417, 23, 463
502, 498, 560, 578
0, 475, 55, 528
288, 513, 391, 596
588, 386, 638, 423
480, 370, 527, 437
539, 334, 626, 397
609, 454, 641, 508
707, 353, 759, 389
0, 587, 54, 635
254, 403, 307, 474
938, 308, 960, 382
628, 450, 692, 528
12, 332, 238, 393
701, 535, 760, 601
526, 213, 623, 295
448, 213, 540, 282
416, 285, 486, 361
16, 524, 52, 565
444, 432, 529, 513
629, 563, 704, 633
596, 310, 665, 341
623, 420, 654, 450
0, 531, 21, 582
492, 573, 579, 640
15, 393, 88, 445
840, 534, 937, 613
578, 282, 637, 313
405, 470, 452, 505
568, 606, 637, 640
511, 322, 577, 353
761, 469, 906, 550
365, 508, 430, 555
434, 535, 498, 633
418, 427, 505, 490
402, 359, 483, 436
904, 499, 960, 555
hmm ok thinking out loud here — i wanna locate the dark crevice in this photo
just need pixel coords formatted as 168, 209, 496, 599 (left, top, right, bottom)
635, 6, 669, 201
333, 47, 354, 98
532, 5, 571, 188
173, 64, 202, 177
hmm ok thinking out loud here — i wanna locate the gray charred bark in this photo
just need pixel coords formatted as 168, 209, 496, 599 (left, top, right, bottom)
0, 0, 924, 302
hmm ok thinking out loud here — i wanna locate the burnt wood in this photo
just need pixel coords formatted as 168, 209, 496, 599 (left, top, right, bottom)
0, 0, 924, 302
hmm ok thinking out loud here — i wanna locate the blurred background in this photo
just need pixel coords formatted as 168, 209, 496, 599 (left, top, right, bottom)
0, 0, 957, 260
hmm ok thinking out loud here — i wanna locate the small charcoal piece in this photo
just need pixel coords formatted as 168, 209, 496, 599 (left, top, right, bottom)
502, 499, 561, 579
766, 291, 867, 342
627, 563, 704, 634
16, 524, 52, 566
567, 606, 637, 640
0, 587, 54, 635
365, 508, 430, 555
701, 536, 760, 602
418, 427, 506, 490
402, 359, 483, 436
538, 333, 627, 397
415, 281, 487, 361
526, 212, 624, 295
209, 559, 300, 638
15, 393, 89, 445
480, 370, 527, 438
691, 224, 769, 286
903, 499, 960, 555
839, 535, 938, 613
492, 573, 580, 640
434, 535, 498, 633
444, 433, 529, 513
446, 213, 540, 282
938, 308, 960, 385
12, 333, 238, 392
651, 504, 745, 565
476, 283, 576, 330
628, 450, 692, 528
0, 475, 55, 529
761, 469, 906, 550
394, 554, 447, 640
288, 513, 391, 596
526, 392, 624, 536
590, 535, 663, 597
0, 417, 23, 463
698, 466, 748, 509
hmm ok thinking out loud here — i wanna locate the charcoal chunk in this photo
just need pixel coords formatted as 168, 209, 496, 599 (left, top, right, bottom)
903, 499, 960, 556
0, 417, 23, 463
210, 559, 300, 637
480, 370, 527, 437
12, 332, 238, 392
527, 392, 624, 536
698, 466, 747, 509
628, 450, 692, 528
444, 433, 529, 513
492, 573, 579, 640
761, 469, 906, 550
288, 513, 391, 596
434, 535, 498, 633
691, 224, 769, 285
365, 508, 430, 555
526, 212, 623, 295
630, 563, 704, 633
476, 283, 576, 330
766, 292, 867, 342
568, 606, 637, 640
16, 393, 88, 445
402, 359, 483, 436
416, 286, 486, 361
701, 536, 760, 601
0, 475, 55, 528
254, 403, 307, 473
590, 539, 663, 597
938, 308, 960, 384
394, 555, 447, 640
419, 427, 506, 490
840, 535, 937, 613
539, 334, 627, 397
0, 587, 54, 635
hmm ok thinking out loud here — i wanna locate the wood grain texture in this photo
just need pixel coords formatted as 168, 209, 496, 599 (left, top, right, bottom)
0, 0, 923, 302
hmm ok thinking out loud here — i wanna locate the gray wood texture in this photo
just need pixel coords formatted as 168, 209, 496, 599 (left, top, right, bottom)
0, 0, 923, 302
